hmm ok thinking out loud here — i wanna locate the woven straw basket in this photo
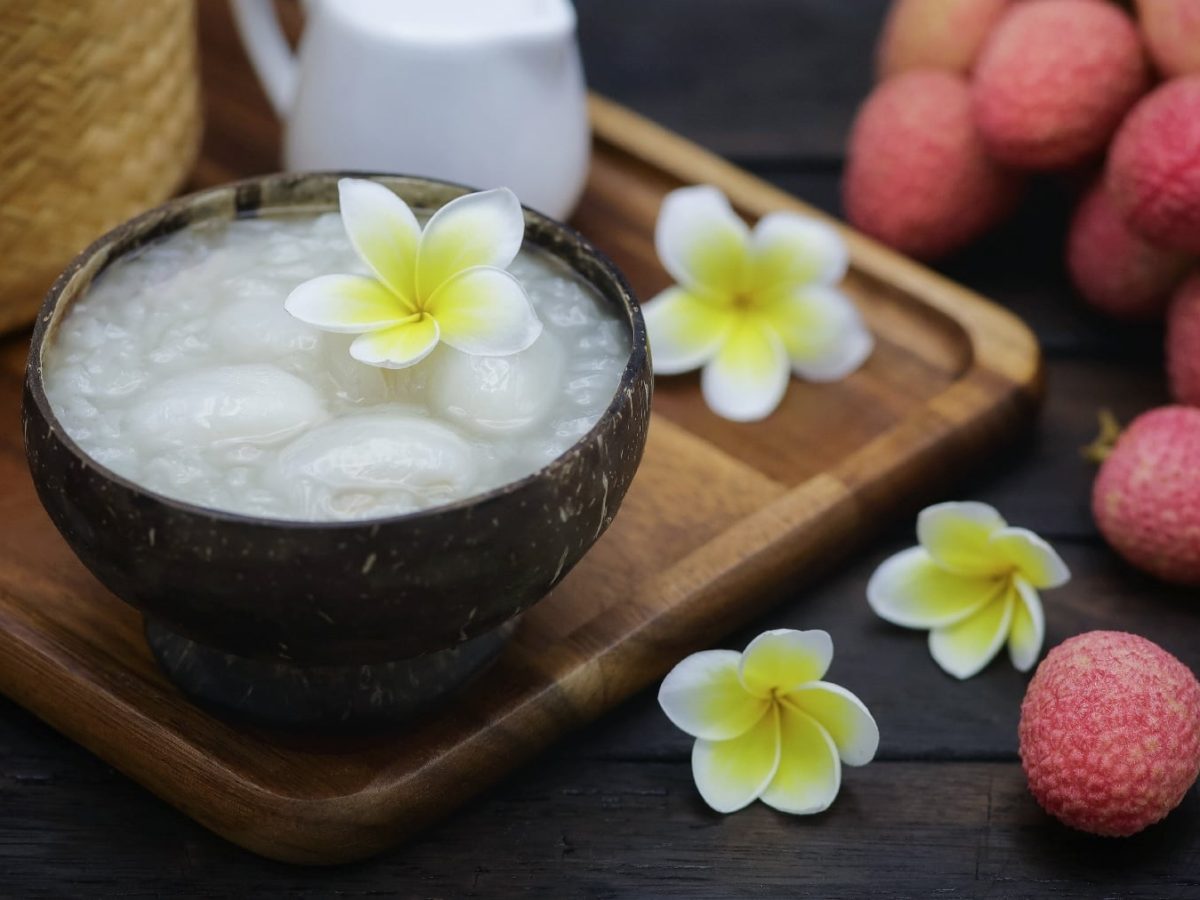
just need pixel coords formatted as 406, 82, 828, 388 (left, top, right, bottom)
0, 0, 201, 334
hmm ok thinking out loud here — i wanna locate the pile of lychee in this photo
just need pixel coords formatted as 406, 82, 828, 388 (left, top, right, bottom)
846, 0, 1199, 320
846, 0, 1200, 841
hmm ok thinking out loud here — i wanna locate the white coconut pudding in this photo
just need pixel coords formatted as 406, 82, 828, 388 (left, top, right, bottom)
44, 184, 629, 522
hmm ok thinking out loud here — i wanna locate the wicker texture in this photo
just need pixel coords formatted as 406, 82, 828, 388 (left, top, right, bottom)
0, 0, 201, 333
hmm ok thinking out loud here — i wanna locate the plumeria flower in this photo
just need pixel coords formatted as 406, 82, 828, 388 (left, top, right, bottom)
286, 178, 542, 368
642, 185, 873, 422
867, 502, 1071, 680
658, 629, 878, 815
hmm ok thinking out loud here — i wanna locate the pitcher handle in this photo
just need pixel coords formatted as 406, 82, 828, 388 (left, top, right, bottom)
230, 0, 299, 118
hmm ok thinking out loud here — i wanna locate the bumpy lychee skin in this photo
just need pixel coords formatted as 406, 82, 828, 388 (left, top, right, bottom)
844, 71, 1022, 261
1067, 181, 1191, 320
972, 0, 1148, 169
1092, 406, 1200, 585
1020, 631, 1200, 837
1167, 274, 1200, 404
1108, 77, 1200, 254
1135, 0, 1200, 78
876, 0, 1011, 79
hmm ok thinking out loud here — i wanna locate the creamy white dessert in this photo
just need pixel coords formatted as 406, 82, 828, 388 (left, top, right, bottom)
44, 212, 629, 521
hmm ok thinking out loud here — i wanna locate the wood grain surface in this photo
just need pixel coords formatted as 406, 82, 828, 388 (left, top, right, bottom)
0, 1, 1197, 896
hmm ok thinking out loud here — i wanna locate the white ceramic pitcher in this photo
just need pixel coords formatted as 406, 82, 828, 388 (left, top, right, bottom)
230, 0, 590, 220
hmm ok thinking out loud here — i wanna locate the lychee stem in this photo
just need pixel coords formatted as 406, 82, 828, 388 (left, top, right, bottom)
1081, 408, 1123, 464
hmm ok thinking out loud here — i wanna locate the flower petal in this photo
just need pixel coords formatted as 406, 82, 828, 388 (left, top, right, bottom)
417, 188, 524, 298
692, 703, 781, 813
284, 274, 411, 333
348, 315, 440, 369
867, 546, 1007, 629
928, 589, 1014, 680
739, 629, 832, 697
655, 185, 749, 299
1007, 577, 1045, 673
917, 502, 1010, 577
700, 318, 790, 422
338, 179, 421, 302
425, 266, 542, 357
759, 706, 841, 815
658, 650, 771, 741
988, 527, 1070, 590
642, 287, 734, 375
786, 682, 879, 766
762, 286, 873, 382
748, 213, 849, 294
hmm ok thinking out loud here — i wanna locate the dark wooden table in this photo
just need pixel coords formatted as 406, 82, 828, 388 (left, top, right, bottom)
3, 2, 1197, 897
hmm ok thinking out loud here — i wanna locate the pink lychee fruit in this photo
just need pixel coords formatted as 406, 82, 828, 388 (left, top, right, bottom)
1066, 181, 1191, 320
1135, 0, 1200, 78
972, 0, 1148, 169
1092, 406, 1200, 585
1167, 273, 1200, 405
1020, 631, 1200, 837
844, 70, 1022, 261
876, 0, 1012, 80
1107, 76, 1200, 254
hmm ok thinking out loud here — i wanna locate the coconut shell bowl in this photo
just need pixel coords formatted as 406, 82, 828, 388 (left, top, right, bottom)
22, 172, 651, 729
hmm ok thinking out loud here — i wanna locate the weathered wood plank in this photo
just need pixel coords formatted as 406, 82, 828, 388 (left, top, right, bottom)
2, 702, 1197, 899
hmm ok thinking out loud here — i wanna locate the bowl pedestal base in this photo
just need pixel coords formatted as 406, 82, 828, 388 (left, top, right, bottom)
144, 618, 517, 730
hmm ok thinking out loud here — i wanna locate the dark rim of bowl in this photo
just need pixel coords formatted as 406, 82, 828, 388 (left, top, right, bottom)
26, 171, 649, 531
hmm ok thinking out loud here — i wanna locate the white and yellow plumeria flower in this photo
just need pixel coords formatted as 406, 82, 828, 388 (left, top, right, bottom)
658, 629, 878, 815
868, 502, 1071, 680
643, 185, 873, 422
285, 179, 542, 368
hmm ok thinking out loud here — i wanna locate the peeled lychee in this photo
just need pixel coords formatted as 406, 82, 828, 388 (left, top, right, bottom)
1020, 631, 1200, 837
844, 70, 1021, 261
1167, 274, 1200, 405
1135, 0, 1200, 78
1107, 77, 1200, 254
876, 0, 1011, 79
1092, 406, 1200, 585
972, 0, 1148, 169
1066, 181, 1191, 320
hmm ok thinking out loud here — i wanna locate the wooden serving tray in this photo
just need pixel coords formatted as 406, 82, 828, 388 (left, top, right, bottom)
0, 96, 1040, 864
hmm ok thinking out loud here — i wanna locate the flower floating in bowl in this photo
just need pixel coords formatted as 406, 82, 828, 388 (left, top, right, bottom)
868, 502, 1071, 679
659, 629, 878, 814
642, 185, 873, 422
286, 179, 542, 368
